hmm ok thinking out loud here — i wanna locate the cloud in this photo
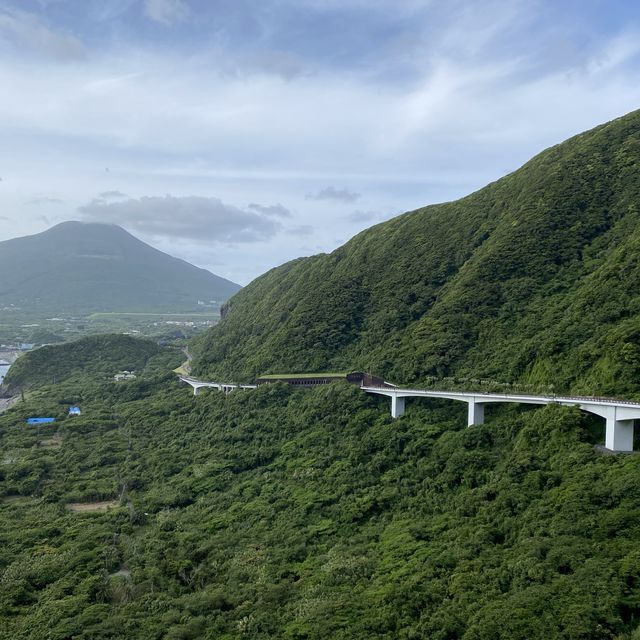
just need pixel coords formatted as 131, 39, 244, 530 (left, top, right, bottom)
77, 194, 282, 243
232, 51, 311, 81
98, 190, 128, 200
248, 202, 292, 218
36, 0, 67, 7
306, 186, 361, 203
25, 196, 63, 206
2, 0, 640, 282
286, 224, 314, 237
144, 0, 190, 25
0, 8, 86, 60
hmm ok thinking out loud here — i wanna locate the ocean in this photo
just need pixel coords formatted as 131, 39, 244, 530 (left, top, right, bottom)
0, 361, 11, 385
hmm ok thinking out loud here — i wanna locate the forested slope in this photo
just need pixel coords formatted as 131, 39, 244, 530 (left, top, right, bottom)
4, 111, 640, 640
3, 335, 163, 391
194, 109, 640, 396
2, 375, 640, 639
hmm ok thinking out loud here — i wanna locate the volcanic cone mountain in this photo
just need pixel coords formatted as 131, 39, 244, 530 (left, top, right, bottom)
0, 221, 240, 314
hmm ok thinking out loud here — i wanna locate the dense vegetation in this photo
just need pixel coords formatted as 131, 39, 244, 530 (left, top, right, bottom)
4, 112, 640, 639
3, 334, 165, 391
0, 222, 240, 314
194, 109, 640, 397
2, 373, 640, 639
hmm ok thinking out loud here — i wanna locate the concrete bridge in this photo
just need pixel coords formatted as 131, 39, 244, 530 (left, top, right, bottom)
362, 386, 640, 452
178, 372, 640, 453
179, 375, 257, 395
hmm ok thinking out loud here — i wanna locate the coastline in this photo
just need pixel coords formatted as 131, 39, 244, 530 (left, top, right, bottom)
0, 396, 19, 414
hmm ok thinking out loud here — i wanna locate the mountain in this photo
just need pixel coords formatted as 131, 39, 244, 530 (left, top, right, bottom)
194, 109, 640, 396
0, 222, 241, 314
6, 111, 640, 638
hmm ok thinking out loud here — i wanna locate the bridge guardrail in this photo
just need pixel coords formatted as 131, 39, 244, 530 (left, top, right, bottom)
361, 385, 640, 408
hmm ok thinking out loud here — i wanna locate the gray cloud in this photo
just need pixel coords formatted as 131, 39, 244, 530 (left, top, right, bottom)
286, 224, 314, 237
77, 194, 282, 243
0, 8, 86, 60
25, 196, 63, 206
306, 186, 361, 203
248, 202, 292, 218
98, 190, 128, 200
233, 51, 311, 81
144, 0, 190, 25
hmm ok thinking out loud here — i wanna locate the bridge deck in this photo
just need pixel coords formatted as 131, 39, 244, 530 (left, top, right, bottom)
362, 386, 640, 452
178, 374, 640, 452
361, 386, 640, 410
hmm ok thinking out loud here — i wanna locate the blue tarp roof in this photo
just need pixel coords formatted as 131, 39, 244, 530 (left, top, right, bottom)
68, 407, 81, 415
26, 417, 56, 425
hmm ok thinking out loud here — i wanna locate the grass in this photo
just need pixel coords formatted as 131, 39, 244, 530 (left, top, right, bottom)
257, 372, 349, 380
65, 500, 120, 512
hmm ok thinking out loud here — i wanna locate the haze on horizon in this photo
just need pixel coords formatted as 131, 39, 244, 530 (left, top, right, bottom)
1, 0, 640, 285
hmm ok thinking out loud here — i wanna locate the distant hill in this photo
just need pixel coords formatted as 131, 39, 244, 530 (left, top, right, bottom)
0, 222, 241, 314
194, 109, 640, 397
3, 333, 162, 390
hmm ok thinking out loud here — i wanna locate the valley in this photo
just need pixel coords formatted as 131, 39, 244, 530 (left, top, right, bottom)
0, 309, 219, 347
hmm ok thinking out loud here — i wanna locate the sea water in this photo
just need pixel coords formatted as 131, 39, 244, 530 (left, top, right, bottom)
0, 361, 10, 385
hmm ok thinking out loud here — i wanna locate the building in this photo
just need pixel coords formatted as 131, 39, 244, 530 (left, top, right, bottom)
114, 371, 137, 381
255, 371, 391, 388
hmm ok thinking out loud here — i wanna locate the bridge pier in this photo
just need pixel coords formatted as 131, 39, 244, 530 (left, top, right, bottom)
391, 395, 405, 418
605, 417, 635, 452
193, 386, 201, 396
363, 384, 640, 453
467, 400, 485, 426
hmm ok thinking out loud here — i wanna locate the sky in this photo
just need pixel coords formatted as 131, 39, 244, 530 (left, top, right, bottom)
0, 0, 640, 285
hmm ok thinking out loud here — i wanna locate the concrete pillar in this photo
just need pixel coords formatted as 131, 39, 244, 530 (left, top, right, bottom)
467, 400, 485, 426
391, 395, 405, 418
605, 417, 634, 452
193, 386, 201, 396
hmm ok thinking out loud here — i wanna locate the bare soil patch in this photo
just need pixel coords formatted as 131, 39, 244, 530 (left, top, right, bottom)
0, 396, 19, 414
39, 434, 62, 448
109, 567, 132, 579
65, 500, 119, 512
2, 495, 34, 505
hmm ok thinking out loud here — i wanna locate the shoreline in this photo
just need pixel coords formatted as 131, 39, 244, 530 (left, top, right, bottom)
0, 396, 19, 414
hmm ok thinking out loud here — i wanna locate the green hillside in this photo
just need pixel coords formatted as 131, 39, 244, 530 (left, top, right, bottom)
2, 377, 640, 639
0, 222, 240, 314
4, 111, 640, 639
194, 109, 640, 397
3, 334, 162, 390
